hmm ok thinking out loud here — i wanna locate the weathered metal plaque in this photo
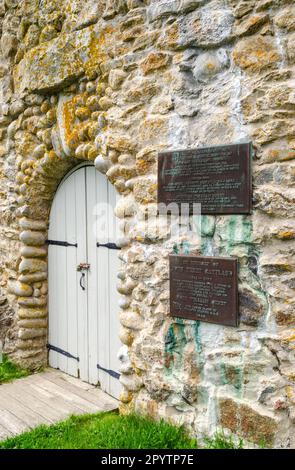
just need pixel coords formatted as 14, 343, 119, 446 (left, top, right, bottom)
170, 255, 239, 327
158, 143, 252, 214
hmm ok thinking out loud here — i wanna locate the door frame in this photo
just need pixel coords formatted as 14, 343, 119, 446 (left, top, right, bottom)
47, 162, 122, 397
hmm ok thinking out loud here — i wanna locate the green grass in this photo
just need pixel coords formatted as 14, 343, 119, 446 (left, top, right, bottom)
204, 430, 244, 449
0, 412, 245, 449
0, 412, 199, 449
0, 354, 29, 384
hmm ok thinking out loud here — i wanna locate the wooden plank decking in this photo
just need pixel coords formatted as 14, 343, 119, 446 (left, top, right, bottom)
0, 368, 118, 441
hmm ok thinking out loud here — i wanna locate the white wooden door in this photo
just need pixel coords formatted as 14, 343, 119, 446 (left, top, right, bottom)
48, 165, 122, 399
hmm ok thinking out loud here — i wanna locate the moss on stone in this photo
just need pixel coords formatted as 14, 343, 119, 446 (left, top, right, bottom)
0, 354, 29, 384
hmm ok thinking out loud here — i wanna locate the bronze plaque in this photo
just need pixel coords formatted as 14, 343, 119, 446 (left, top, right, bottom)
158, 143, 252, 214
170, 255, 239, 327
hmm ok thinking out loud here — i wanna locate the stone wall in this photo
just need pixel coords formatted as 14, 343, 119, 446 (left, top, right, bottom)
0, 0, 294, 448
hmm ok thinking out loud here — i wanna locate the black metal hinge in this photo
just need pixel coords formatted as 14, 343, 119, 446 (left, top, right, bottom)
97, 363, 120, 380
96, 242, 121, 250
47, 344, 79, 362
46, 240, 78, 248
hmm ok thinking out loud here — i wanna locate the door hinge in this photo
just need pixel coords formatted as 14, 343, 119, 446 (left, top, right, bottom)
47, 344, 79, 362
97, 363, 120, 380
96, 242, 121, 250
46, 240, 78, 248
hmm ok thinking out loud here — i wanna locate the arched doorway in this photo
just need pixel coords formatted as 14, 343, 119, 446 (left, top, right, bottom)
48, 164, 122, 399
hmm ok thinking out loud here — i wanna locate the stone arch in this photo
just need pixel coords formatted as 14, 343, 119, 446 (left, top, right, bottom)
10, 120, 102, 365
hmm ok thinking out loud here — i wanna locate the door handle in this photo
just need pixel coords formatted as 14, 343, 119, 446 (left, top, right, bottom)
77, 263, 90, 291
79, 272, 86, 291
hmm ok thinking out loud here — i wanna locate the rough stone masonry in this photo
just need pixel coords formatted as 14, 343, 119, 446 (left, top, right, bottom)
0, 0, 294, 448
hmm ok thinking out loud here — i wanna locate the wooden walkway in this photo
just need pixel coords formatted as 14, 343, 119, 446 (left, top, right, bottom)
0, 368, 118, 441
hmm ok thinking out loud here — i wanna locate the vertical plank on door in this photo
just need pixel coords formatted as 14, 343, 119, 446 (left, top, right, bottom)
65, 175, 79, 377
48, 183, 68, 374
93, 168, 110, 392
57, 183, 68, 374
75, 168, 88, 382
48, 195, 58, 369
86, 166, 99, 385
107, 183, 122, 399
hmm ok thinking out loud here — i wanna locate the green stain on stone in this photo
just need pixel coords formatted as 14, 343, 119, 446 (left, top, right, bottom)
165, 324, 177, 355
201, 216, 215, 255
241, 216, 252, 244
173, 241, 191, 255
220, 362, 227, 385
222, 215, 254, 256
192, 321, 205, 375
183, 241, 190, 255
236, 364, 244, 398
201, 216, 216, 238
227, 216, 237, 252
164, 324, 176, 375
201, 238, 206, 255
201, 237, 212, 255
164, 322, 205, 377
173, 244, 179, 255
164, 321, 187, 374
219, 362, 243, 392
193, 321, 202, 354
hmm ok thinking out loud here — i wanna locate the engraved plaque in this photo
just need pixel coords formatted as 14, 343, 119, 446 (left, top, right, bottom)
158, 143, 252, 214
170, 255, 239, 327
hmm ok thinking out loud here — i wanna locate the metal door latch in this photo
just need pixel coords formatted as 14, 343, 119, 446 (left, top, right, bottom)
77, 263, 90, 272
96, 242, 120, 250
77, 263, 90, 291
